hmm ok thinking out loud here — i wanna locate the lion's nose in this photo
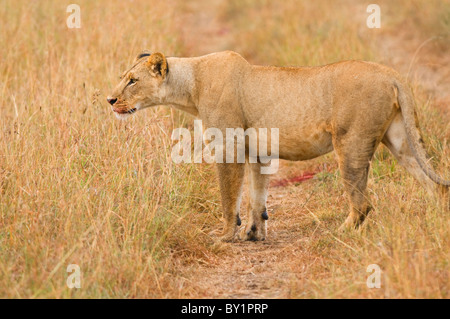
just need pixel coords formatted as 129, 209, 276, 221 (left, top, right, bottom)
107, 97, 117, 105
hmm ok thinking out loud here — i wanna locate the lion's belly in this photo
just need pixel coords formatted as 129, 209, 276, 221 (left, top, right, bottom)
277, 128, 333, 161
245, 108, 334, 161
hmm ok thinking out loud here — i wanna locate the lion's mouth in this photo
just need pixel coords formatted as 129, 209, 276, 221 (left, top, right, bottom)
113, 107, 137, 114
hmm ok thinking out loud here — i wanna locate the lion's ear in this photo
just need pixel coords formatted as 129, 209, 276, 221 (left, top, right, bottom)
146, 52, 168, 78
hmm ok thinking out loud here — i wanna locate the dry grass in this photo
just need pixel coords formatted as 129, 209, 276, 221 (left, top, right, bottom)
0, 0, 219, 298
0, 0, 449, 298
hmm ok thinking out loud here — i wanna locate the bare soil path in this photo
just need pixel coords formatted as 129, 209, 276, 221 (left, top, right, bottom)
176, 180, 324, 298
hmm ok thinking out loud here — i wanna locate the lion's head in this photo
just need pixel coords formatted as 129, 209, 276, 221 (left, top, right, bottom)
107, 51, 168, 119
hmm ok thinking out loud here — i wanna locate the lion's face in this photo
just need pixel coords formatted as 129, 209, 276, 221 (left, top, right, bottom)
107, 52, 168, 119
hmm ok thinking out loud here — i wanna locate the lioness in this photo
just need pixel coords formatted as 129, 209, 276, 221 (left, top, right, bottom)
107, 51, 449, 241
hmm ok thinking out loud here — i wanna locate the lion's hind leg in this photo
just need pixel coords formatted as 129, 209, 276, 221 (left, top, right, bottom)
333, 134, 379, 231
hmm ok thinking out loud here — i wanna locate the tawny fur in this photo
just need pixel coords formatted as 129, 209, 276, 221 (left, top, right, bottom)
108, 51, 449, 242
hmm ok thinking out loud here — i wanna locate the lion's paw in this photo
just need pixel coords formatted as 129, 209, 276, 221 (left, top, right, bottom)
240, 223, 266, 241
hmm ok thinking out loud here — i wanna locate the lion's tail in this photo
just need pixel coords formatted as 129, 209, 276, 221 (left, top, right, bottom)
395, 81, 450, 186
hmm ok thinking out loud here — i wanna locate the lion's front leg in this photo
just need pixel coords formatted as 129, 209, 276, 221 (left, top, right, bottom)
241, 161, 270, 241
215, 162, 245, 242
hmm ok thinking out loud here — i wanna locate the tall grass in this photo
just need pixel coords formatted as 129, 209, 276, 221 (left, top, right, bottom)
0, 0, 218, 298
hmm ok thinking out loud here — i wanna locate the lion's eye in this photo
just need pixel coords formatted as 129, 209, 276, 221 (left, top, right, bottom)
127, 78, 137, 86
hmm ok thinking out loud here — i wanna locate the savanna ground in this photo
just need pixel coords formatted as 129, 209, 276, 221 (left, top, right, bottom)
0, 0, 449, 298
